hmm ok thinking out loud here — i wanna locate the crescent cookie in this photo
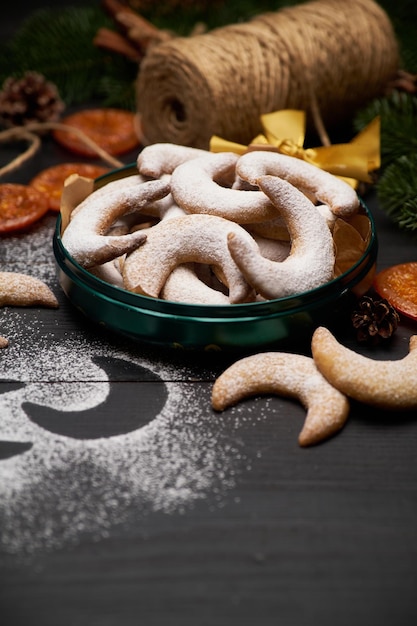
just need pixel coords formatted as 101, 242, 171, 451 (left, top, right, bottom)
170, 152, 278, 223
88, 260, 125, 288
0, 272, 58, 308
122, 213, 258, 304
161, 264, 230, 305
137, 143, 209, 178
236, 151, 360, 217
227, 175, 335, 299
246, 203, 337, 242
250, 233, 291, 263
311, 326, 417, 410
211, 351, 350, 447
62, 178, 170, 268
72, 174, 184, 224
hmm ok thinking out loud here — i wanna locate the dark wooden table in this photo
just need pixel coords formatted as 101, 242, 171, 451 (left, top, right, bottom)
1, 6, 417, 626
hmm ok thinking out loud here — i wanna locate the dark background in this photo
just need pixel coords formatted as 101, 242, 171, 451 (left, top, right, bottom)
1, 2, 417, 626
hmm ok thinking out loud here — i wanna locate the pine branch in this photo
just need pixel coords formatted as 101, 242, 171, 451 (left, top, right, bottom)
381, 92, 417, 165
353, 90, 417, 234
377, 154, 417, 235
398, 198, 417, 233
0, 6, 138, 108
354, 91, 417, 164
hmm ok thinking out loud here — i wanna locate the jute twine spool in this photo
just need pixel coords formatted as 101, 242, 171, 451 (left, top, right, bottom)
136, 0, 399, 149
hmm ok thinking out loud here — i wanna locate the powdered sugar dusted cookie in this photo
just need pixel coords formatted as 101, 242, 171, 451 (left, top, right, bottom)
227, 175, 335, 299
250, 233, 291, 262
245, 203, 337, 242
236, 151, 360, 217
212, 351, 350, 446
122, 213, 258, 304
312, 326, 417, 409
170, 151, 278, 223
161, 264, 230, 305
0, 272, 58, 308
137, 143, 209, 178
62, 177, 170, 268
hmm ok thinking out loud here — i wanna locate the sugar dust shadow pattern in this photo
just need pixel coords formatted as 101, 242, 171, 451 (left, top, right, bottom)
21, 356, 168, 439
0, 440, 33, 459
0, 381, 33, 458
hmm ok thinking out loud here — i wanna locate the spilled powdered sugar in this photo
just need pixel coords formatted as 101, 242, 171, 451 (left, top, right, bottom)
0, 215, 245, 555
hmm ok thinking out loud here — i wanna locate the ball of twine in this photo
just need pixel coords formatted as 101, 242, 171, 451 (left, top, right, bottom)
136, 0, 399, 149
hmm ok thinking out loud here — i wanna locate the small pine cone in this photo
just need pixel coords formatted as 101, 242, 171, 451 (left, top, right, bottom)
0, 71, 65, 128
351, 295, 400, 344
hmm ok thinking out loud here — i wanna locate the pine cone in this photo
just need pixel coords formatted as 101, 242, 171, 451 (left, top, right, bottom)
351, 295, 400, 344
0, 71, 65, 128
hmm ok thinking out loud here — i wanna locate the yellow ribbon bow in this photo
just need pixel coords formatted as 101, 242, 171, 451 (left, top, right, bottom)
210, 109, 380, 189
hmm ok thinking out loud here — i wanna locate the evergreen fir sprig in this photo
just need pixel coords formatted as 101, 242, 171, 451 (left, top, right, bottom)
377, 154, 417, 233
354, 91, 417, 165
398, 197, 417, 234
0, 6, 138, 109
354, 91, 417, 235
381, 92, 417, 166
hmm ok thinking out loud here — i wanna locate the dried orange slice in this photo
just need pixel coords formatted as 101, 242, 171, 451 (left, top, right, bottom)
52, 108, 140, 157
30, 163, 109, 211
0, 184, 49, 234
373, 262, 417, 321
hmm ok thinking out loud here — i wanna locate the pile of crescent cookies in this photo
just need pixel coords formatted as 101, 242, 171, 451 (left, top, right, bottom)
60, 143, 417, 447
61, 143, 361, 305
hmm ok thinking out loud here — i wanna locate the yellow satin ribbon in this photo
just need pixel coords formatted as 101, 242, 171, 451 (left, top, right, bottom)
210, 109, 380, 189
